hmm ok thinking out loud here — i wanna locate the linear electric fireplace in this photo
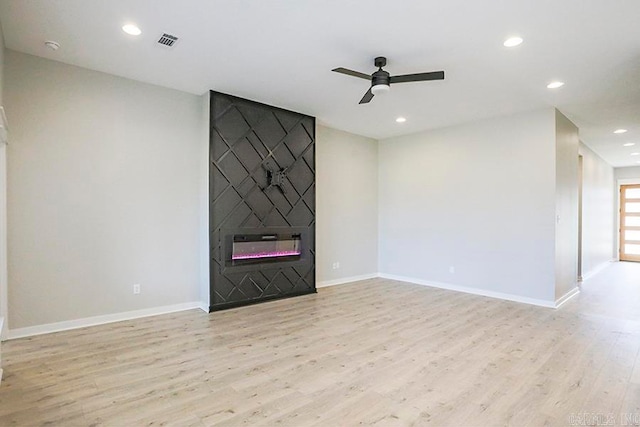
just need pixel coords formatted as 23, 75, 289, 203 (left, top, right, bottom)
222, 228, 310, 271
231, 233, 301, 265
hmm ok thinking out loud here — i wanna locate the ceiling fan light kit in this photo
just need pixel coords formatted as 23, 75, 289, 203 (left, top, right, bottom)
371, 84, 390, 96
332, 56, 444, 104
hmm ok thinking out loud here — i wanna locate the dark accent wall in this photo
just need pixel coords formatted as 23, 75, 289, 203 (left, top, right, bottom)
209, 91, 316, 311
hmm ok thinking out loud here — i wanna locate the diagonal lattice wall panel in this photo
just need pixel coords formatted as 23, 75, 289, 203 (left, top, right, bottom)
209, 91, 316, 311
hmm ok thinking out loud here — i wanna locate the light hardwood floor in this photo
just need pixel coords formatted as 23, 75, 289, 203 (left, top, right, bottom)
1, 263, 640, 426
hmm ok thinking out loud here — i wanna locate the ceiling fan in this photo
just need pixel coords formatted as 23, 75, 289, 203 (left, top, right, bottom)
332, 56, 445, 104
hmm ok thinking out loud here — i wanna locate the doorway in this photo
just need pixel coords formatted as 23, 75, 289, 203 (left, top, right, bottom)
619, 184, 640, 262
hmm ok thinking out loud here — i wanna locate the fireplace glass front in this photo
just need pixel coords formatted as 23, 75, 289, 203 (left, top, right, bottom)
231, 233, 301, 265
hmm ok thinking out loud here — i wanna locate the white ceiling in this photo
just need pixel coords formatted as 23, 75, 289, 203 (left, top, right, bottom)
1, 0, 640, 167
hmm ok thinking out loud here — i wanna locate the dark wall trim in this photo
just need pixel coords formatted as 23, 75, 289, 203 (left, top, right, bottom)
208, 290, 315, 312
209, 91, 316, 311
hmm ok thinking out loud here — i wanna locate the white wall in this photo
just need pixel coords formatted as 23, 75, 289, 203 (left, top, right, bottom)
554, 111, 579, 299
579, 143, 614, 277
0, 20, 3, 103
378, 109, 558, 303
615, 166, 640, 181
199, 92, 210, 310
316, 125, 378, 285
5, 50, 204, 329
0, 21, 7, 338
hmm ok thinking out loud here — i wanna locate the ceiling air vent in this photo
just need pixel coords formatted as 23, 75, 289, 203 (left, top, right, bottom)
157, 33, 178, 48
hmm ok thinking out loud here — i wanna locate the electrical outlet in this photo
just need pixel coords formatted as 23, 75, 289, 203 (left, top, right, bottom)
449, 266, 455, 274
133, 283, 141, 294
332, 262, 340, 270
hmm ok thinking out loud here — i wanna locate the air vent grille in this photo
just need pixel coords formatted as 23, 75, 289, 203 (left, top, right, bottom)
157, 33, 178, 47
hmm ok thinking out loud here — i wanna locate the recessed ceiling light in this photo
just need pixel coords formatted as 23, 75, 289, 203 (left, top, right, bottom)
631, 152, 640, 156
547, 81, 564, 89
122, 24, 142, 36
396, 117, 407, 123
503, 37, 523, 47
623, 143, 635, 147
614, 129, 628, 134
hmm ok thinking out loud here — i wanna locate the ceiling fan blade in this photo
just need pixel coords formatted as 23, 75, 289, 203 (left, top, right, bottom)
359, 88, 374, 104
390, 71, 445, 84
332, 67, 371, 80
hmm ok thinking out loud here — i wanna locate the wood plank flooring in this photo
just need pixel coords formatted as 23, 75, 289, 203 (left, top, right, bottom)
1, 262, 640, 426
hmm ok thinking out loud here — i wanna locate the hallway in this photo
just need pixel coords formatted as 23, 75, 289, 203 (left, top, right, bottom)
568, 261, 640, 323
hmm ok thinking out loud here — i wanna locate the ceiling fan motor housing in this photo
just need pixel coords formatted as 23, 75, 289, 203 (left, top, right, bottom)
372, 69, 390, 87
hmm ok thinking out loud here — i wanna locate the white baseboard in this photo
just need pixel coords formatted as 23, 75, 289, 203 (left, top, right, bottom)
3, 269, 589, 341
555, 286, 580, 308
581, 259, 615, 281
378, 273, 557, 308
317, 273, 379, 288
5, 301, 204, 340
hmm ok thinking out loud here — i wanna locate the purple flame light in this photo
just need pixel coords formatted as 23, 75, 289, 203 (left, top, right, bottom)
232, 250, 301, 260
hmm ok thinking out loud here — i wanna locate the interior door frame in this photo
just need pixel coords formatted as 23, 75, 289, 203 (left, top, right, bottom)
617, 178, 640, 261
577, 155, 583, 281
0, 143, 7, 340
